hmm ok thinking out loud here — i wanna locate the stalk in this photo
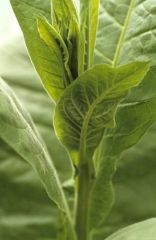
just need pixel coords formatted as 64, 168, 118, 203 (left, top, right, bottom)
75, 0, 100, 238
75, 163, 90, 240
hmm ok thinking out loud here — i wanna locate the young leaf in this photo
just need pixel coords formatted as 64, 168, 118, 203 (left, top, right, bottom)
78, 0, 100, 73
37, 15, 73, 86
0, 78, 76, 239
51, 0, 79, 31
105, 218, 156, 240
10, 0, 66, 102
54, 62, 149, 172
51, 0, 79, 79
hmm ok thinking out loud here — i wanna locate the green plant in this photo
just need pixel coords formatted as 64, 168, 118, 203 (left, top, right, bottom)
1, 0, 156, 239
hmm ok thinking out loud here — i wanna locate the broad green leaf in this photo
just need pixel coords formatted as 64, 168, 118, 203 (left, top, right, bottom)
0, 78, 76, 239
0, 33, 72, 239
105, 218, 156, 240
78, 0, 100, 73
10, 0, 67, 102
54, 62, 149, 172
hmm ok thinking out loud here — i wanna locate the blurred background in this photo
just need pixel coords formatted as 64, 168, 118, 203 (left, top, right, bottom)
0, 1, 21, 45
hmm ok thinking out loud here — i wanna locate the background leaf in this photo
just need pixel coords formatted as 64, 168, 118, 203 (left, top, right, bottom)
95, 0, 156, 66
90, 0, 156, 237
92, 122, 156, 239
105, 218, 156, 240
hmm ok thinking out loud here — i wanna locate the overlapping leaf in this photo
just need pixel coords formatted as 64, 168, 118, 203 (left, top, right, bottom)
54, 62, 149, 171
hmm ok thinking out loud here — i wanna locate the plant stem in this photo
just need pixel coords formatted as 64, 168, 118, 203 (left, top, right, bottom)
75, 163, 90, 240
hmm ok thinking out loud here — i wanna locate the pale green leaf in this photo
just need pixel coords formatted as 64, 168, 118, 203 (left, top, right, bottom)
105, 218, 156, 240
54, 62, 149, 172
0, 77, 64, 210
0, 77, 76, 239
10, 0, 67, 102
78, 0, 100, 73
0, 33, 72, 239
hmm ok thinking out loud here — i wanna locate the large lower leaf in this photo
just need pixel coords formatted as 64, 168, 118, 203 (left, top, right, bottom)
54, 62, 149, 174
105, 218, 156, 240
0, 77, 63, 210
0, 33, 72, 239
0, 77, 76, 239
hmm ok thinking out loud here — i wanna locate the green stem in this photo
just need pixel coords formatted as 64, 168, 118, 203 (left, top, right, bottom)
75, 163, 90, 240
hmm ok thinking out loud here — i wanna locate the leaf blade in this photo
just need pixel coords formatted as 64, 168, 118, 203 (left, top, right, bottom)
54, 62, 149, 171
10, 0, 66, 102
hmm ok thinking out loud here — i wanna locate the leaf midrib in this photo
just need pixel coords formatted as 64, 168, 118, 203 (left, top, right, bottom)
112, 0, 136, 67
78, 74, 127, 165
